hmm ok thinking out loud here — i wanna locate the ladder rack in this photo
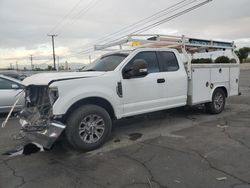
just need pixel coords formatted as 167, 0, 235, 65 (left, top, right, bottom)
94, 34, 239, 79
94, 34, 235, 52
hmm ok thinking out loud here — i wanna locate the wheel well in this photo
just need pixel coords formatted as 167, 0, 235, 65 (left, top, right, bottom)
215, 87, 228, 98
63, 97, 116, 122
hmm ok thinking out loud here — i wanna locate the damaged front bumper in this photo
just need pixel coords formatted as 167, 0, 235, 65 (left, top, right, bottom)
18, 85, 65, 149
19, 118, 65, 149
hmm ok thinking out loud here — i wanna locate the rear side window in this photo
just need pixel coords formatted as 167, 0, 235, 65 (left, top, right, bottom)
126, 51, 159, 73
157, 51, 179, 72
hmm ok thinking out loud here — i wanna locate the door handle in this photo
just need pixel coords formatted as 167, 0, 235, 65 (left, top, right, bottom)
157, 78, 165, 83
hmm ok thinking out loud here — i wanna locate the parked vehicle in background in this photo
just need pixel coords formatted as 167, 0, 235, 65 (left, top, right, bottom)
19, 74, 28, 81
18, 35, 240, 151
0, 70, 21, 80
0, 70, 28, 81
0, 75, 25, 113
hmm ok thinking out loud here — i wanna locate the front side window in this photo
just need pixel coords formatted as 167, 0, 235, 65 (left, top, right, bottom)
125, 51, 159, 73
157, 51, 179, 72
0, 78, 15, 89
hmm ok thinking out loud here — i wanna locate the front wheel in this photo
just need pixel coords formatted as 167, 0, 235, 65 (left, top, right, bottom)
205, 88, 226, 114
65, 105, 112, 151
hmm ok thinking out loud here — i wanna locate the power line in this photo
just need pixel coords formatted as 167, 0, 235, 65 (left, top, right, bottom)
133, 0, 212, 34
53, 0, 99, 36
66, 0, 191, 56
63, 0, 194, 58
32, 0, 192, 63
34, 0, 98, 58
41, 59, 52, 64
104, 0, 212, 49
48, 0, 84, 35
96, 0, 200, 47
67, 0, 210, 58
88, 0, 190, 46
39, 0, 85, 44
34, 0, 181, 64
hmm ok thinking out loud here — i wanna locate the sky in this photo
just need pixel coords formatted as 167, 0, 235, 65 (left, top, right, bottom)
0, 0, 250, 69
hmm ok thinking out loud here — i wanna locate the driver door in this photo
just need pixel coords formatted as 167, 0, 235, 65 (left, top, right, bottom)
121, 51, 167, 117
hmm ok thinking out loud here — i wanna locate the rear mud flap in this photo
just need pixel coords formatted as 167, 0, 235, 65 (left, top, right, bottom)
20, 120, 65, 149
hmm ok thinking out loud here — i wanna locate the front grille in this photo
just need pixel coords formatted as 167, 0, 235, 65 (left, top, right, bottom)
25, 86, 52, 117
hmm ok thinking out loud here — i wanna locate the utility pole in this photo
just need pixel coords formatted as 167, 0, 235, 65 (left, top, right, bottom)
57, 56, 60, 71
48, 34, 57, 70
210, 54, 213, 62
89, 55, 92, 64
16, 61, 18, 70
30, 55, 33, 70
65, 61, 68, 70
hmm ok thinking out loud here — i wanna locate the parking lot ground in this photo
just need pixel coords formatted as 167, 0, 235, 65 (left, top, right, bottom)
1, 70, 250, 188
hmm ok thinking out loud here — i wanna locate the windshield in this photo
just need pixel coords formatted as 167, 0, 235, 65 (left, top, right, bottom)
83, 53, 128, 71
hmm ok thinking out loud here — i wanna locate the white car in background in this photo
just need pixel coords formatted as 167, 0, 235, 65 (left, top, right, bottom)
0, 75, 25, 113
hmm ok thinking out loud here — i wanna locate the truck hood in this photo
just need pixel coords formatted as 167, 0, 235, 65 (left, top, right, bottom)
22, 71, 105, 86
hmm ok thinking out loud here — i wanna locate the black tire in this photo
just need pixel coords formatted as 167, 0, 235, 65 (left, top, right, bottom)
65, 105, 112, 151
205, 88, 226, 114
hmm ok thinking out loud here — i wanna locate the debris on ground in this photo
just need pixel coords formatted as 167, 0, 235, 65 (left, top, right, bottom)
147, 177, 153, 188
128, 133, 142, 141
113, 138, 121, 143
217, 124, 228, 129
216, 177, 227, 181
2, 142, 45, 157
11, 132, 25, 140
175, 180, 181, 183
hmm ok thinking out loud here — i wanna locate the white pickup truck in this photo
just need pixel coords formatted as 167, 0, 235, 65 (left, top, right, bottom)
19, 35, 240, 151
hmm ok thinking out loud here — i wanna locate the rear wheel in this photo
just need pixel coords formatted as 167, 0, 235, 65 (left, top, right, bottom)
66, 105, 112, 151
206, 88, 226, 114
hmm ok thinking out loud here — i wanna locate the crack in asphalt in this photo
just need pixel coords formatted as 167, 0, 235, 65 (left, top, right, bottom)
2, 160, 26, 188
231, 183, 250, 188
120, 154, 166, 188
50, 158, 107, 188
124, 143, 250, 188
141, 141, 250, 187
215, 116, 250, 150
114, 146, 167, 188
224, 130, 250, 150
216, 116, 250, 150
219, 115, 250, 129
120, 182, 154, 188
193, 150, 250, 187
143, 142, 191, 156
51, 159, 106, 188
125, 143, 145, 156
226, 125, 250, 128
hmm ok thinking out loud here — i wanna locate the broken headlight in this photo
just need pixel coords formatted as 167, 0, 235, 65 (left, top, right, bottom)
49, 87, 59, 104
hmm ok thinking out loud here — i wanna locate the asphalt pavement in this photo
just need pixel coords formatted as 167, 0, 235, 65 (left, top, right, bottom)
1, 70, 250, 188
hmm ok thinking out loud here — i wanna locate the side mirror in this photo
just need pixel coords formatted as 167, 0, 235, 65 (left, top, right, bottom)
11, 84, 19, 89
123, 59, 148, 79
